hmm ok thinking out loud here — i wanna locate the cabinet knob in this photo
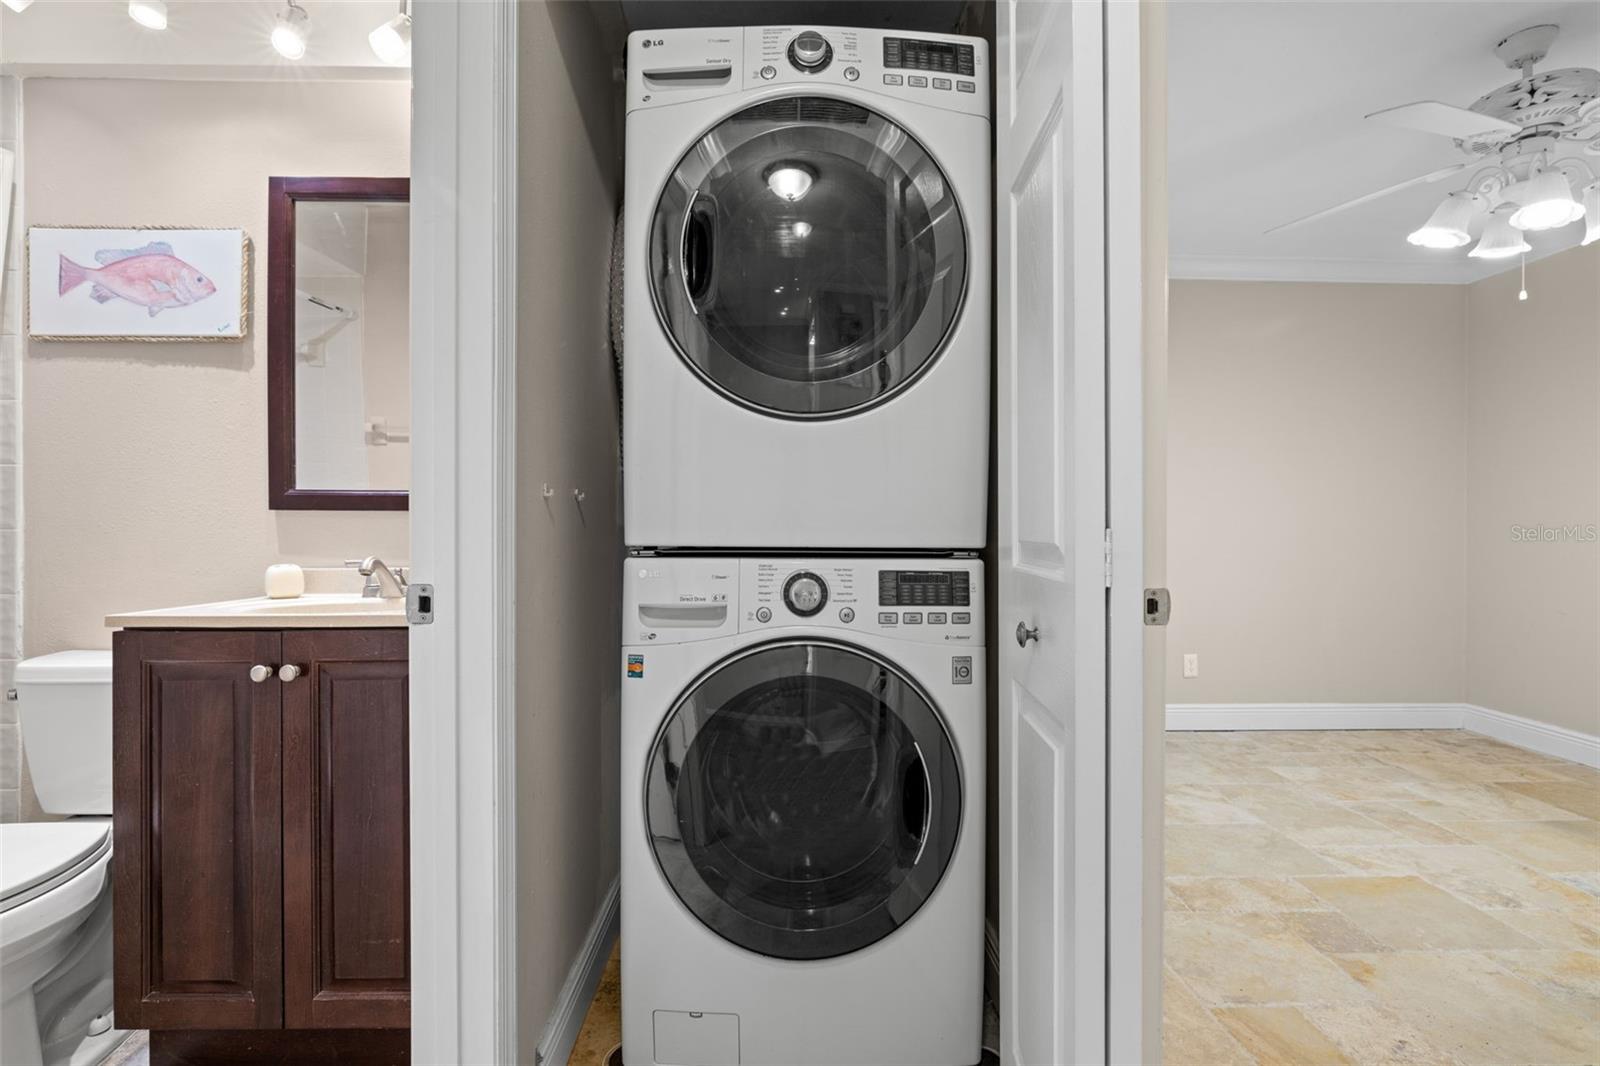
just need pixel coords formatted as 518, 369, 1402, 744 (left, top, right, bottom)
278, 664, 304, 682
249, 664, 273, 683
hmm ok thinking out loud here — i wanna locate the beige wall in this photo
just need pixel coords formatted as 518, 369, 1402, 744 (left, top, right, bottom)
22, 78, 410, 660
1464, 244, 1599, 736
513, 1, 624, 1058
1166, 281, 1469, 703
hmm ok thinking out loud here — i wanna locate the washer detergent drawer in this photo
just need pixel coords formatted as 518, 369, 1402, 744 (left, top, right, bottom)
654, 1010, 739, 1065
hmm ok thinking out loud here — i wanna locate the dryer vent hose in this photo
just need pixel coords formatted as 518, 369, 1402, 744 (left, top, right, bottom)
609, 202, 626, 465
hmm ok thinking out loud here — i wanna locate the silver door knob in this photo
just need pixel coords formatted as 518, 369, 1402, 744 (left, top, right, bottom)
249, 664, 273, 683
278, 664, 304, 682
1015, 622, 1040, 648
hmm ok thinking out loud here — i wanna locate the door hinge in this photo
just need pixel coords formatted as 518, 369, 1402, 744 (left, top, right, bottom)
406, 583, 435, 625
1103, 528, 1113, 588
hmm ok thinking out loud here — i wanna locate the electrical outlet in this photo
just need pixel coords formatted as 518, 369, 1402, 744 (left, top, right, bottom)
1182, 653, 1199, 679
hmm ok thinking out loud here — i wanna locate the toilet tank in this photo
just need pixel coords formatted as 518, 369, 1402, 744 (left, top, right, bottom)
14, 651, 113, 815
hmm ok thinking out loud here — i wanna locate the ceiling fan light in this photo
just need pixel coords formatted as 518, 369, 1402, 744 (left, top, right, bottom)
1468, 207, 1532, 260
1508, 169, 1585, 232
1406, 192, 1480, 249
1582, 183, 1600, 246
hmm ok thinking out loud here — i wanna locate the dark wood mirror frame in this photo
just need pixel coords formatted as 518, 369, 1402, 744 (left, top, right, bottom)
268, 176, 410, 511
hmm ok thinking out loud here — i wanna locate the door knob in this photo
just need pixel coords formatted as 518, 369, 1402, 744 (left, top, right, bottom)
278, 664, 304, 682
1015, 622, 1040, 648
249, 664, 273, 683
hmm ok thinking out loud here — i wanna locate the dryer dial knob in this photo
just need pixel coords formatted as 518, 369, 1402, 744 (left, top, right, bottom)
783, 571, 828, 616
788, 31, 833, 72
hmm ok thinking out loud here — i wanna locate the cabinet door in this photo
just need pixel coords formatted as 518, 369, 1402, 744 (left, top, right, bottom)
113, 629, 284, 1030
282, 629, 411, 1028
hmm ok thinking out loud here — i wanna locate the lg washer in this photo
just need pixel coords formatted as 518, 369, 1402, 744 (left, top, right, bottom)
620, 556, 985, 1065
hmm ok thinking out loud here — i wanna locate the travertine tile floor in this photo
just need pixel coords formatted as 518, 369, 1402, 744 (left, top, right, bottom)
1163, 729, 1600, 1066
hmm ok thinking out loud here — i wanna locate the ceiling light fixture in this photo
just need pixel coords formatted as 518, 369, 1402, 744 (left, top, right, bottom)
369, 1, 412, 66
1508, 167, 1586, 232
765, 164, 815, 203
1468, 206, 1532, 260
271, 0, 310, 61
1406, 192, 1481, 249
1, 0, 36, 14
127, 0, 167, 30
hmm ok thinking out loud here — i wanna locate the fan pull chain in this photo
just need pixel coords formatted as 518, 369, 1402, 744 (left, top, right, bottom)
1518, 252, 1528, 302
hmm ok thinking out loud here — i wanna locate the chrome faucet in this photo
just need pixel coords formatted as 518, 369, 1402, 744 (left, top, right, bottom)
347, 557, 408, 599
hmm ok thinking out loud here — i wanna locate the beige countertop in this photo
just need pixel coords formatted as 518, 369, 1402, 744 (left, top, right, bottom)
107, 593, 406, 629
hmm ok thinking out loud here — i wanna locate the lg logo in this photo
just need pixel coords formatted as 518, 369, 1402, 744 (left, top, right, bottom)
642, 38, 664, 48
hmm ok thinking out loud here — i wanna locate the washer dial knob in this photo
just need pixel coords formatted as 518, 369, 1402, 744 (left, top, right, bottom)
783, 571, 828, 616
787, 31, 833, 72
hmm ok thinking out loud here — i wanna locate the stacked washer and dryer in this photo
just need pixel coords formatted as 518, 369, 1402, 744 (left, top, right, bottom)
621, 24, 990, 1066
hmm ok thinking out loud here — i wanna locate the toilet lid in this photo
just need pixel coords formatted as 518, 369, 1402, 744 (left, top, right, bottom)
0, 820, 112, 914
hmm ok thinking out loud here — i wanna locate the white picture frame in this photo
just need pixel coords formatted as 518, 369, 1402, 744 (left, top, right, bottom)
26, 226, 250, 341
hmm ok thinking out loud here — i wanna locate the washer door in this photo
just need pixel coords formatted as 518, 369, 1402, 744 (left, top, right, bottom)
648, 96, 968, 419
646, 640, 962, 960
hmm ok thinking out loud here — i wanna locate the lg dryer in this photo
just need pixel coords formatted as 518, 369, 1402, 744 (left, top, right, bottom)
623, 26, 991, 549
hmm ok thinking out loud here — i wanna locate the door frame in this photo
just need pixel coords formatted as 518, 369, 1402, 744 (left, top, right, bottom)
409, 0, 521, 1062
1104, 2, 1159, 1062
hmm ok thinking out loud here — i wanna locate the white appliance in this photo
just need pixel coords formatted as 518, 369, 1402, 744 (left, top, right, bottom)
621, 556, 984, 1066
1, 652, 125, 1066
623, 26, 992, 549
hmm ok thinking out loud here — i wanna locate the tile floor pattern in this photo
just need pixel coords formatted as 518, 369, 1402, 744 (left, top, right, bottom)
1163, 729, 1600, 1066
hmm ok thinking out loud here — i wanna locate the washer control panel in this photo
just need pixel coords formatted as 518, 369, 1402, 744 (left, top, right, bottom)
627, 557, 984, 645
627, 26, 988, 118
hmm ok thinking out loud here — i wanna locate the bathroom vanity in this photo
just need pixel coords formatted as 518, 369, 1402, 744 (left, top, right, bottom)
107, 597, 409, 1064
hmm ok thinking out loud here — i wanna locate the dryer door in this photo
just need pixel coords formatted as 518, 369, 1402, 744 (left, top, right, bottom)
646, 640, 962, 960
649, 96, 968, 419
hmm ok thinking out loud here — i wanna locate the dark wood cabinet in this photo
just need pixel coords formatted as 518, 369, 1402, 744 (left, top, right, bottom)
114, 628, 409, 1038
282, 629, 410, 1029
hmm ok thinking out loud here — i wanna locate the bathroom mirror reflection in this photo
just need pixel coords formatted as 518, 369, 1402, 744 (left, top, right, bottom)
268, 177, 410, 510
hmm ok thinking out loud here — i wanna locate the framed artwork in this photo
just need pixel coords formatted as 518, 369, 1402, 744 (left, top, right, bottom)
26, 226, 250, 341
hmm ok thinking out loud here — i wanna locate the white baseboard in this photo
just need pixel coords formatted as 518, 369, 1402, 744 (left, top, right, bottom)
1166, 702, 1599, 769
535, 876, 620, 1066
1166, 703, 1463, 732
1460, 704, 1600, 769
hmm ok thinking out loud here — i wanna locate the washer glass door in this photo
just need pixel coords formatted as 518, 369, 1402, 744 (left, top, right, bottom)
649, 96, 968, 418
646, 640, 962, 960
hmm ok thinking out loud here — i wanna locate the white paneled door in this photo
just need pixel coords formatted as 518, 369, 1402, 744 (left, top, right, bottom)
996, 2, 1108, 1064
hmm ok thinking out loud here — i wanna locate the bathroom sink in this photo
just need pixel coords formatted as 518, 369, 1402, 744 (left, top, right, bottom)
241, 595, 404, 616
107, 593, 406, 629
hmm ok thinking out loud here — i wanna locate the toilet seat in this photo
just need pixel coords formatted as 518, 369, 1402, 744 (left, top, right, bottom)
0, 821, 112, 915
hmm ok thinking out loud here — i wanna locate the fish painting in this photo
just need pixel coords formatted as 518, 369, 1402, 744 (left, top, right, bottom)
57, 241, 217, 317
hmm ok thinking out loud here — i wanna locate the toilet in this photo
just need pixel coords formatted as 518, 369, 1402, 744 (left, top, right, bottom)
0, 651, 126, 1066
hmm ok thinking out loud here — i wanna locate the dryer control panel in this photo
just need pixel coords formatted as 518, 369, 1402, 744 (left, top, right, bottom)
627, 25, 990, 119
625, 557, 984, 646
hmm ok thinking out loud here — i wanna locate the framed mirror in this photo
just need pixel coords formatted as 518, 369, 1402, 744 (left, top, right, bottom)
268, 176, 410, 510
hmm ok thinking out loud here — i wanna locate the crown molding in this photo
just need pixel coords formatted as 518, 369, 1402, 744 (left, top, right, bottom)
1170, 236, 1587, 286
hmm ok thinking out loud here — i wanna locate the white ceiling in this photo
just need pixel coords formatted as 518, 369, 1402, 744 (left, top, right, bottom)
1169, 0, 1600, 284
0, 1, 410, 81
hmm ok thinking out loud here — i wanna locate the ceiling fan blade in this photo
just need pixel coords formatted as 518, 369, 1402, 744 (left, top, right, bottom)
1263, 162, 1469, 235
1366, 101, 1521, 141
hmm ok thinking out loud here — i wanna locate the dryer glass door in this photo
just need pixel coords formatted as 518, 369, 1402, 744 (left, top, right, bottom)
649, 96, 968, 418
646, 640, 962, 960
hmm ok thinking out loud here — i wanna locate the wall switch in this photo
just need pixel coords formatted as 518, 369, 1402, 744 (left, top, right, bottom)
1182, 653, 1199, 679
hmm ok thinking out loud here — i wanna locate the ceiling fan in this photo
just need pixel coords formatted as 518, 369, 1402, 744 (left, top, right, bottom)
1268, 24, 1600, 256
